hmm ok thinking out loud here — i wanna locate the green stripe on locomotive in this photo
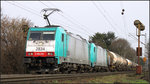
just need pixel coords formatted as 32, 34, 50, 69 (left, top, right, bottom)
26, 27, 69, 64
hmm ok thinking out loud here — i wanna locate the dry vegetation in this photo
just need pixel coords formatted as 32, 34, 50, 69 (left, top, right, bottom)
1, 14, 33, 74
110, 38, 138, 62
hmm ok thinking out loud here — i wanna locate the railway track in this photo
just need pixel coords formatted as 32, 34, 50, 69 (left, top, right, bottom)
1, 71, 134, 83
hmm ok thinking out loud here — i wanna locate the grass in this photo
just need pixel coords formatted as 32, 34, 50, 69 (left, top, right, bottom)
39, 72, 149, 83
122, 79, 149, 84
88, 73, 149, 83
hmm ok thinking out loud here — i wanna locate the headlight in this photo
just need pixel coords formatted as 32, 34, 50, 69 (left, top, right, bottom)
48, 52, 51, 55
28, 53, 30, 55
50, 52, 53, 55
47, 52, 54, 56
27, 52, 33, 56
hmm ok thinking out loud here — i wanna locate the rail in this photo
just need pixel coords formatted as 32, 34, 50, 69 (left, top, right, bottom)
1, 71, 134, 83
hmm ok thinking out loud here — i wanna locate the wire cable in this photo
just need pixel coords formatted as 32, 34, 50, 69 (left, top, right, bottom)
39, 1, 93, 36
92, 1, 121, 37
49, 2, 96, 35
45, 1, 95, 35
6, 1, 42, 18
129, 33, 145, 45
120, 1, 128, 40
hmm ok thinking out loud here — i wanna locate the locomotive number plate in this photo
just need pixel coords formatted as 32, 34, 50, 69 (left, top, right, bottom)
36, 47, 45, 51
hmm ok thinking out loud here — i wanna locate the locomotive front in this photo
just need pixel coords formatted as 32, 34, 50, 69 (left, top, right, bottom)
24, 27, 58, 73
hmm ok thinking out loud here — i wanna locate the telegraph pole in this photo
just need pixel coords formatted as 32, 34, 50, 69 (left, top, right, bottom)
134, 20, 145, 75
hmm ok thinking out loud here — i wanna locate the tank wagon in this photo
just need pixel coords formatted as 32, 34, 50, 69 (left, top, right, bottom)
107, 51, 133, 71
24, 26, 137, 74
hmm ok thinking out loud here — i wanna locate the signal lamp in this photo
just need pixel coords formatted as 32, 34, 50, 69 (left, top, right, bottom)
31, 53, 33, 55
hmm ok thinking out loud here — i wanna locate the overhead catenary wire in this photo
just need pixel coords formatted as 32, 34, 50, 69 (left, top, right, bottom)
57, 13, 93, 35
120, 1, 146, 47
38, 0, 92, 36
6, 1, 42, 18
96, 1, 134, 43
6, 1, 90, 36
39, 1, 93, 36
98, 2, 128, 39
13, 1, 40, 13
12, 1, 45, 19
51, 2, 95, 36
92, 1, 121, 37
120, 1, 141, 43
49, 1, 119, 41
129, 33, 145, 45
98, 2, 119, 28
97, 2, 127, 38
48, 2, 96, 35
39, 0, 49, 8
120, 1, 128, 40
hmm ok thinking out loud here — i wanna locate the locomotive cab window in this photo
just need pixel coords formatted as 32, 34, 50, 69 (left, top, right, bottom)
29, 31, 55, 40
62, 34, 64, 42
29, 32, 41, 40
94, 47, 95, 52
43, 32, 55, 40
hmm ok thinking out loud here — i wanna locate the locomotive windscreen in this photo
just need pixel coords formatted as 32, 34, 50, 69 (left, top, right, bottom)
29, 31, 55, 40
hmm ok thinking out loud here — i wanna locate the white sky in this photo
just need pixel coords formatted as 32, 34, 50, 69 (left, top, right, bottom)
1, 1, 149, 57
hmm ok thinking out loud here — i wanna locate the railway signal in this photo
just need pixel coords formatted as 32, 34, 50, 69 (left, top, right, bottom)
121, 9, 125, 15
134, 20, 145, 75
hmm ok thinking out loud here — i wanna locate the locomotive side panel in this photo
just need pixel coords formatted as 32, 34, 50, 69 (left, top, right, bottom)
66, 35, 89, 65
89, 43, 97, 67
95, 46, 107, 67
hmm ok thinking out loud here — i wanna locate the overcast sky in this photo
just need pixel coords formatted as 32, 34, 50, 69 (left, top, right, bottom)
1, 1, 149, 57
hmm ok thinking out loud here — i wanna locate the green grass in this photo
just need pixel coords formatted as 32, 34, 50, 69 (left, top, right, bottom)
43, 73, 149, 83
122, 79, 149, 84
88, 73, 149, 83
88, 74, 126, 83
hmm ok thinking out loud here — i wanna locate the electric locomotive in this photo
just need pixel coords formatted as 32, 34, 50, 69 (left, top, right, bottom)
24, 8, 138, 74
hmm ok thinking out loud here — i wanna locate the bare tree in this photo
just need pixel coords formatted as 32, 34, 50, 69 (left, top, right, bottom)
109, 38, 137, 63
1, 14, 33, 74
